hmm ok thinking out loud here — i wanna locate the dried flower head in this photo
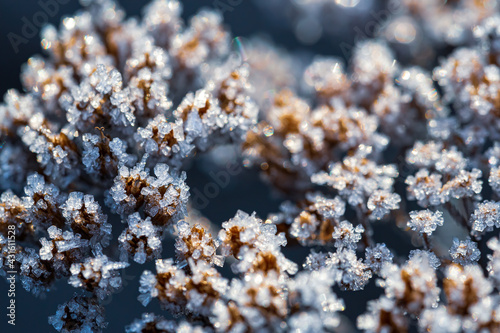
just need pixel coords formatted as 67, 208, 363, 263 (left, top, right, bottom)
407, 209, 444, 235
449, 238, 481, 266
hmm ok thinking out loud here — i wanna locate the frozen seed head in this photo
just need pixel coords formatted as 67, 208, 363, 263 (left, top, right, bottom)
433, 48, 486, 109
118, 212, 162, 264
107, 157, 150, 216
207, 63, 259, 135
61, 191, 112, 248
380, 251, 440, 314
107, 159, 189, 228
406, 169, 444, 207
306, 193, 346, 219
303, 57, 349, 100
212, 271, 286, 331
136, 116, 192, 165
138, 258, 184, 309
49, 294, 107, 333
365, 243, 393, 275
311, 101, 388, 153
408, 250, 441, 270
217, 211, 298, 277
21, 56, 75, 111
218, 210, 286, 258
489, 166, 500, 195
170, 9, 229, 68
331, 221, 364, 249
22, 171, 71, 228
68, 254, 129, 300
441, 169, 483, 201
406, 141, 444, 168
142, 0, 183, 48
443, 264, 492, 317
418, 306, 461, 333
471, 200, 500, 233
357, 297, 408, 333
174, 63, 259, 151
141, 164, 189, 227
40, 11, 111, 71
231, 245, 298, 277
303, 251, 328, 271
64, 64, 133, 133
435, 147, 468, 176
407, 209, 444, 235
81, 133, 135, 180
124, 39, 173, 116
367, 190, 401, 221
39, 226, 90, 278
0, 190, 32, 240
290, 194, 346, 245
175, 221, 222, 266
287, 269, 345, 331
395, 67, 447, 119
312, 150, 398, 207
449, 238, 481, 266
325, 248, 372, 291
138, 258, 227, 316
0, 89, 41, 131
351, 41, 397, 99
17, 247, 55, 297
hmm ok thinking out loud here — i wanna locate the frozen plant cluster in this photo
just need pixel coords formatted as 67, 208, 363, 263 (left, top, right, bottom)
4, 0, 500, 332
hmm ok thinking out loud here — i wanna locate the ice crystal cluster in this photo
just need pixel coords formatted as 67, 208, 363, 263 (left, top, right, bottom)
5, 0, 500, 332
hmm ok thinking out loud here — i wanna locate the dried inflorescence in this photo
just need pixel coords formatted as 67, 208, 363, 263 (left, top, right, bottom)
61, 192, 112, 248
5, 0, 500, 332
81, 131, 135, 181
377, 251, 440, 315
118, 212, 163, 264
22, 173, 67, 230
68, 254, 129, 300
138, 258, 228, 316
49, 294, 108, 333
39, 226, 90, 278
107, 160, 189, 228
175, 221, 223, 267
